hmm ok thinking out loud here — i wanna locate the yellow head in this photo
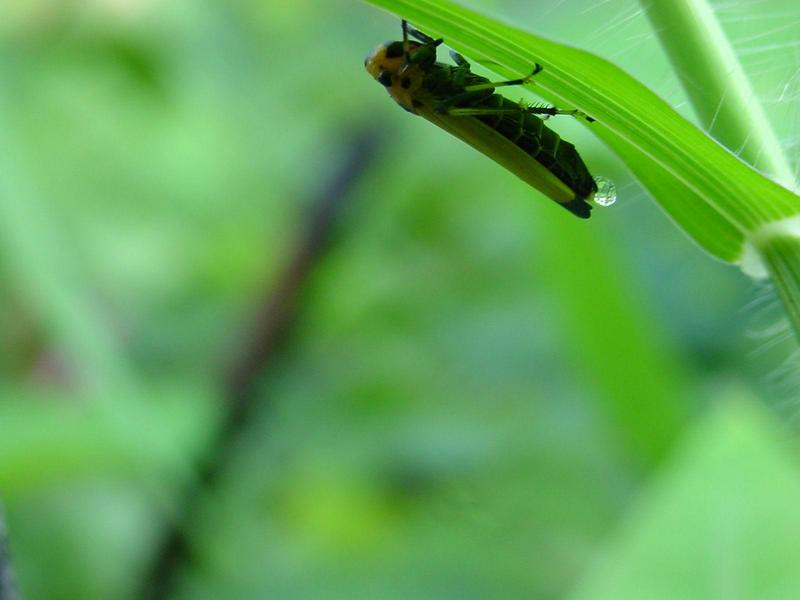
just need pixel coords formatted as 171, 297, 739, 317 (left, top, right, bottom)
364, 41, 427, 113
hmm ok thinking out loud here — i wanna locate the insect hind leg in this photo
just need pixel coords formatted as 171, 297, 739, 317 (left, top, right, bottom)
526, 104, 594, 121
444, 105, 588, 122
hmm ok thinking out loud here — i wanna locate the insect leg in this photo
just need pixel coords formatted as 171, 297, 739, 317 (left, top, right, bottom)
446, 106, 588, 121
527, 106, 583, 117
441, 96, 591, 121
462, 64, 543, 93
401, 19, 411, 61
445, 107, 531, 117
526, 105, 595, 121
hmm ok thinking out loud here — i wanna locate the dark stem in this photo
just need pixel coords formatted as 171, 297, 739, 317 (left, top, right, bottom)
0, 506, 17, 600
140, 125, 383, 599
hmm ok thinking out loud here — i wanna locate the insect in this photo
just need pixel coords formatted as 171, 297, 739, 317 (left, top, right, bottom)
365, 21, 602, 219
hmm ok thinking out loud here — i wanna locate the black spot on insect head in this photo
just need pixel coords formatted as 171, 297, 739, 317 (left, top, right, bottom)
412, 99, 423, 108
377, 71, 393, 87
401, 77, 411, 89
385, 41, 404, 58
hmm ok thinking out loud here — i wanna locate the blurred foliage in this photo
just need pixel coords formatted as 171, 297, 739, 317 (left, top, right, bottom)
574, 399, 800, 599
0, 0, 799, 598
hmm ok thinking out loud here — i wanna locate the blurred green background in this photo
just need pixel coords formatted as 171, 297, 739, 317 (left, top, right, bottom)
1, 0, 800, 598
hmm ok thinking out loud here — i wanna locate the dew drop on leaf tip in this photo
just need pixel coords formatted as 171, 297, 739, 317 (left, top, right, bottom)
592, 176, 617, 207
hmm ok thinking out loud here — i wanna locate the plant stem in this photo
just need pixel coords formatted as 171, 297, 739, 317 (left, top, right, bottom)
643, 0, 800, 341
139, 124, 383, 599
0, 505, 17, 600
642, 0, 795, 191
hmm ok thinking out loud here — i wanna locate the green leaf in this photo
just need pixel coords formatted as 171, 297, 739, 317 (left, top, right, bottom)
571, 399, 800, 599
363, 0, 800, 263
641, 0, 795, 188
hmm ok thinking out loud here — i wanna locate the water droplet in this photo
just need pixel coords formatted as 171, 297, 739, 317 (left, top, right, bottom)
592, 177, 617, 207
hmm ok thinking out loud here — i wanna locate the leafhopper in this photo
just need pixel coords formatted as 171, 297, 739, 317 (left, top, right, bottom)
365, 21, 613, 218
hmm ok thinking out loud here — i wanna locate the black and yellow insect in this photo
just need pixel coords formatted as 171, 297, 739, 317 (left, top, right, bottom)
365, 21, 599, 218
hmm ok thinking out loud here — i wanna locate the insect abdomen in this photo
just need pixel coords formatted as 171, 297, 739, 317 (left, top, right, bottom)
477, 96, 597, 204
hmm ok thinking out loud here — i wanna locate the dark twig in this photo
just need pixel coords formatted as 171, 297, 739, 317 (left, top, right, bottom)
141, 125, 383, 599
0, 506, 17, 600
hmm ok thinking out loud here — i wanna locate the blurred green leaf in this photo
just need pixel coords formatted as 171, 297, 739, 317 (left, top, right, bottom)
572, 398, 800, 599
533, 216, 693, 468
0, 384, 217, 497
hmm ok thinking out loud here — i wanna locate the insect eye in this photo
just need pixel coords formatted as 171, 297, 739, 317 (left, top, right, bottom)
377, 71, 393, 87
385, 41, 405, 58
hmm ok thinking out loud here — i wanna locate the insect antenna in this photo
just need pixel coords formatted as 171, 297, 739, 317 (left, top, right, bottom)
402, 19, 411, 61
